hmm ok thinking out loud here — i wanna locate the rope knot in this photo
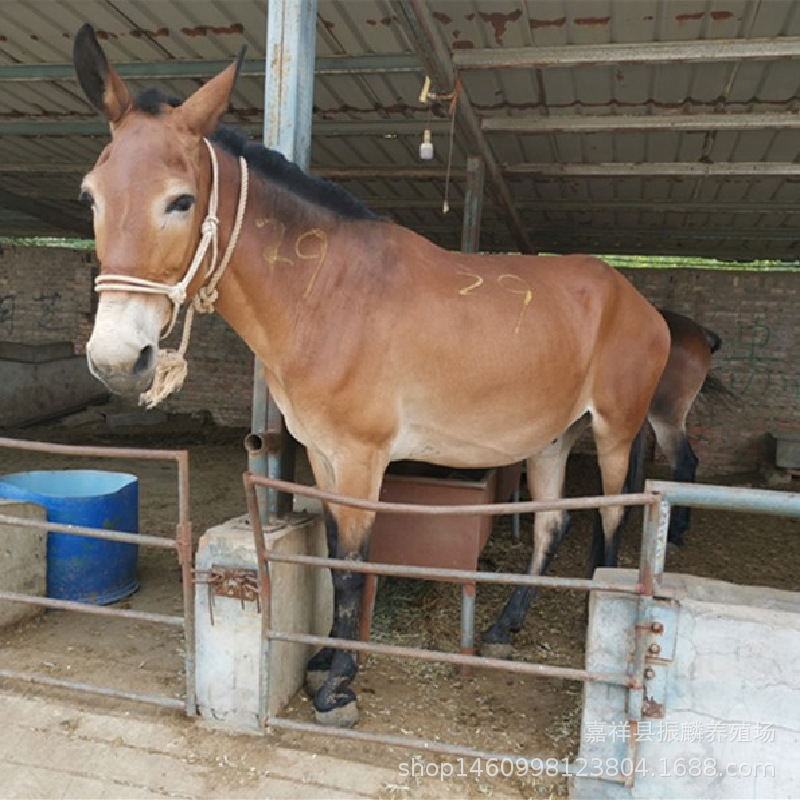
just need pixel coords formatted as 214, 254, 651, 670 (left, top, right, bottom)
201, 216, 219, 237
194, 286, 218, 313
167, 284, 188, 305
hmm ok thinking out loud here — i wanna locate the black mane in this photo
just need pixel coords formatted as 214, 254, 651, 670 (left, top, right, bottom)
132, 89, 378, 222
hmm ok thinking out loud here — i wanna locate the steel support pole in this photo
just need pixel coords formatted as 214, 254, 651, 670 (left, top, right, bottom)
255, 0, 317, 519
460, 155, 484, 253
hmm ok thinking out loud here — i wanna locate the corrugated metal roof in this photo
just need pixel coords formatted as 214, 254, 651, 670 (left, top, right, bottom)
0, 0, 799, 260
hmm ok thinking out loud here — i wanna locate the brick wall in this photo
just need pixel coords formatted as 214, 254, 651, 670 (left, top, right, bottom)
621, 268, 798, 475
0, 245, 94, 347
1, 245, 796, 474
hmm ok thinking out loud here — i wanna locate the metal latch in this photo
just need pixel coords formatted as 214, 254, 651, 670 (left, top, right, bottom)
193, 567, 261, 625
641, 599, 679, 718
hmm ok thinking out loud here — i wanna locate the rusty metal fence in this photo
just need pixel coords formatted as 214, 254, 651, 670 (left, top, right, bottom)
243, 472, 673, 787
0, 437, 195, 715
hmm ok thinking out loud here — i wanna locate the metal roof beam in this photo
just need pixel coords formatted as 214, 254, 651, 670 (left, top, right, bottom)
0, 54, 420, 82
391, 0, 535, 253
482, 112, 800, 135
317, 162, 800, 179
364, 198, 800, 214
530, 228, 800, 242
506, 162, 800, 177
454, 37, 800, 70
411, 226, 800, 242
9, 111, 798, 139
0, 188, 91, 237
0, 118, 451, 137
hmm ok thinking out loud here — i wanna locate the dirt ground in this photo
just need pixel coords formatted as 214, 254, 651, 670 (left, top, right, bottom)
0, 408, 798, 798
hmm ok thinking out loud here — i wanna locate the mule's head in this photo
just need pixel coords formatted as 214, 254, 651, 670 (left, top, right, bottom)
74, 24, 244, 395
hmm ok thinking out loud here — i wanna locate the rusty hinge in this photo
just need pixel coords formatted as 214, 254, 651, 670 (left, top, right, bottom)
192, 567, 261, 625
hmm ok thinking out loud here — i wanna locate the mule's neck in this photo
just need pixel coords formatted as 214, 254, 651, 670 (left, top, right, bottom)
207, 144, 346, 371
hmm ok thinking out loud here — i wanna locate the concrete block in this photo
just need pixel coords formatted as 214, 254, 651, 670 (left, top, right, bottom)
772, 433, 800, 470
0, 355, 108, 428
0, 341, 74, 363
195, 513, 332, 732
0, 500, 46, 628
573, 569, 800, 800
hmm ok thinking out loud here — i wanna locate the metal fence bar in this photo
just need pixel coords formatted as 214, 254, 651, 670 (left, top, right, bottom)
266, 551, 644, 592
246, 472, 657, 517
0, 513, 178, 549
646, 480, 800, 517
267, 629, 630, 684
0, 437, 187, 461
0, 590, 184, 625
0, 437, 196, 717
0, 668, 185, 709
266, 717, 629, 784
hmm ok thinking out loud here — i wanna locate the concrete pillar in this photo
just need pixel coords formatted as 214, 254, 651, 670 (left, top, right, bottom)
0, 500, 46, 628
194, 513, 331, 732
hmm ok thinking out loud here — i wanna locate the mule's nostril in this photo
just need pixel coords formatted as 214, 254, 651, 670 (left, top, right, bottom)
133, 345, 154, 375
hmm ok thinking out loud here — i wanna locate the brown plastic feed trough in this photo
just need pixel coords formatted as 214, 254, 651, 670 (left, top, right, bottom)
360, 461, 522, 669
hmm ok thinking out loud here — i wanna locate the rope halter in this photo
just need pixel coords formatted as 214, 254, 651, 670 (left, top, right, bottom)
93, 138, 249, 408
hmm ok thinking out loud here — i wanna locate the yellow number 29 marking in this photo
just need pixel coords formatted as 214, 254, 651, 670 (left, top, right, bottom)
497, 273, 534, 334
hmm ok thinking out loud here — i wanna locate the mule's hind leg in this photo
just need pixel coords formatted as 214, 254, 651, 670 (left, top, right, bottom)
650, 417, 698, 547
481, 427, 580, 658
587, 419, 639, 576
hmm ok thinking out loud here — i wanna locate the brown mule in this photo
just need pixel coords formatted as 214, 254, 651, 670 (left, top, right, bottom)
627, 309, 733, 547
73, 25, 670, 727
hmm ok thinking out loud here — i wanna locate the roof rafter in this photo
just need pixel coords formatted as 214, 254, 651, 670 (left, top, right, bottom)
360, 198, 800, 214
453, 37, 800, 70
482, 112, 800, 135
0, 54, 421, 82
0, 118, 453, 138
316, 162, 800, 179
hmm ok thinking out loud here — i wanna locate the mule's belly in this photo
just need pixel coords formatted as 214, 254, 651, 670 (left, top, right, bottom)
389, 412, 583, 468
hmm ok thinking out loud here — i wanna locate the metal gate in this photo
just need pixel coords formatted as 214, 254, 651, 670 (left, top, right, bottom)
243, 472, 673, 787
244, 473, 800, 787
0, 437, 195, 715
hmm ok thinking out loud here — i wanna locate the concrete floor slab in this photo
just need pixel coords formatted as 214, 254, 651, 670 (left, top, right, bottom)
0, 689, 524, 799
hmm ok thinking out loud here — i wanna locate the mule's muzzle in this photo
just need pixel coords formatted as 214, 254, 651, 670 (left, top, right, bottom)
86, 343, 155, 397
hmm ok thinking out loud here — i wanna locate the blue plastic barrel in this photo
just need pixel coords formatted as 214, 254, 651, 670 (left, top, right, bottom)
0, 470, 139, 604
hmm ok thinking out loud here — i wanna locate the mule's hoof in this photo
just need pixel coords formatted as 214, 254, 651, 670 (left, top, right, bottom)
314, 701, 359, 728
480, 641, 513, 660
305, 669, 329, 696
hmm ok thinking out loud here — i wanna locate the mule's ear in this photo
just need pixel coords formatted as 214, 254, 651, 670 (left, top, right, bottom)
178, 45, 247, 136
73, 23, 132, 127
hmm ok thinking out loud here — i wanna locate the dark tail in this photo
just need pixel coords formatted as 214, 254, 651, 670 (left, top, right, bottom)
700, 326, 735, 406
699, 372, 737, 409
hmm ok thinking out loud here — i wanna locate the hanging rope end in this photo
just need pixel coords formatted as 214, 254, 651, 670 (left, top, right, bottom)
139, 349, 189, 408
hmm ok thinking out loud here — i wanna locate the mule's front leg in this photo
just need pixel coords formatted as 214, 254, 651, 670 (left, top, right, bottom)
313, 552, 367, 727
305, 450, 384, 728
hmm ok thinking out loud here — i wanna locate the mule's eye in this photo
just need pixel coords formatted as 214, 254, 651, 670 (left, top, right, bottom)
78, 189, 94, 207
166, 194, 195, 214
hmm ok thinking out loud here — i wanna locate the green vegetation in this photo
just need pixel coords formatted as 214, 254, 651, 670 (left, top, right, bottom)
601, 254, 799, 271
0, 236, 94, 251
